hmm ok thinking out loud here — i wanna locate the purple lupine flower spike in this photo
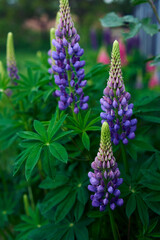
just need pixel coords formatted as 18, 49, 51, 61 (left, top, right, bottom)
88, 122, 123, 211
6, 32, 19, 82
52, 0, 89, 112
100, 40, 137, 145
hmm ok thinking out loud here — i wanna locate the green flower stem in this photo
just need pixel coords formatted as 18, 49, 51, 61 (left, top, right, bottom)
23, 194, 30, 216
28, 186, 35, 210
120, 142, 129, 174
108, 207, 119, 240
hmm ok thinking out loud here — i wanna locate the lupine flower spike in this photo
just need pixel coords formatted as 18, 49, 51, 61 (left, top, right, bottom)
6, 32, 19, 82
52, 0, 89, 113
88, 122, 123, 211
100, 40, 137, 145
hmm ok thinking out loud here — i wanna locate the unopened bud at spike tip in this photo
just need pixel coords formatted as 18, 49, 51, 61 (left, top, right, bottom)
6, 32, 19, 81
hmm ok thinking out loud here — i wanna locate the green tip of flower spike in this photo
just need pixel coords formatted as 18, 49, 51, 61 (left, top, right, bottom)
50, 28, 56, 51
60, 0, 69, 7
0, 61, 5, 79
6, 32, 15, 63
101, 121, 111, 149
112, 40, 121, 62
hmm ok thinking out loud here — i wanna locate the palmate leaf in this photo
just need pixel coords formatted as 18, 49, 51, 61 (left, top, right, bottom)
18, 131, 42, 141
48, 114, 67, 141
13, 143, 42, 180
40, 186, 72, 214
74, 201, 85, 222
25, 144, 42, 181
136, 195, 149, 226
49, 142, 68, 163
28, 217, 91, 240
13, 147, 33, 176
15, 205, 48, 240
82, 132, 90, 151
39, 174, 69, 189
34, 120, 48, 141
126, 194, 136, 218
54, 191, 77, 223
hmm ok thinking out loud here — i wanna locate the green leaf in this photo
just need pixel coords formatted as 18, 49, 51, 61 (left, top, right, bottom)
63, 229, 74, 240
13, 148, 32, 176
86, 116, 101, 128
82, 132, 90, 151
136, 195, 149, 226
139, 115, 160, 124
145, 201, 160, 215
40, 186, 71, 214
132, 139, 156, 152
18, 131, 41, 141
126, 144, 137, 161
126, 194, 136, 218
53, 130, 73, 142
87, 210, 107, 218
39, 175, 69, 189
33, 120, 47, 141
141, 18, 159, 36
74, 226, 89, 240
83, 109, 91, 127
41, 147, 56, 179
54, 191, 76, 223
25, 144, 42, 181
123, 22, 141, 39
49, 142, 68, 163
77, 186, 89, 205
100, 12, 124, 27
151, 54, 160, 66
148, 220, 158, 233
48, 115, 67, 141
74, 201, 85, 222
131, 0, 148, 5
86, 126, 101, 131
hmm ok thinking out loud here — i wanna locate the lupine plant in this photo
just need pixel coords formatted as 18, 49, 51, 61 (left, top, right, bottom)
0, 0, 160, 240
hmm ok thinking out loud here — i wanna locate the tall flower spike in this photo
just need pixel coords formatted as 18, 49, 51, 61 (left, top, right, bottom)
100, 40, 137, 145
52, 0, 89, 113
6, 32, 19, 81
88, 122, 123, 211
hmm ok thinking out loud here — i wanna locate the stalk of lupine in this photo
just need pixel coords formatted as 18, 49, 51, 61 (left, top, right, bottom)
48, 28, 56, 74
100, 40, 137, 145
52, 0, 89, 113
88, 122, 123, 211
6, 32, 19, 81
